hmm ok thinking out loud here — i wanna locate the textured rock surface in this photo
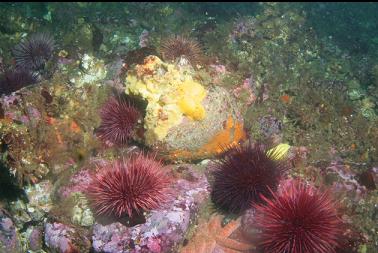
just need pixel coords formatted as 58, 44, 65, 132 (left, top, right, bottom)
92, 164, 209, 253
0, 74, 110, 187
44, 222, 90, 253
0, 209, 21, 253
124, 55, 246, 161
24, 180, 53, 221
163, 86, 244, 151
27, 226, 44, 251
58, 168, 95, 200
44, 222, 77, 253
160, 86, 247, 161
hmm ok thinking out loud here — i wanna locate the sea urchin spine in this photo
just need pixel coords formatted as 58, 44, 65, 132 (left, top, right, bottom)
253, 179, 343, 253
211, 143, 287, 214
86, 153, 171, 218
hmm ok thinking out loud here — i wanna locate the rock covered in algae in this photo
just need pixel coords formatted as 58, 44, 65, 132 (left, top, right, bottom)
44, 222, 91, 253
55, 168, 98, 228
91, 164, 209, 253
126, 55, 207, 144
0, 73, 111, 186
69, 192, 95, 227
69, 53, 107, 87
0, 209, 21, 253
25, 226, 44, 252
24, 180, 53, 221
7, 179, 53, 235
125, 55, 246, 161
57, 167, 95, 200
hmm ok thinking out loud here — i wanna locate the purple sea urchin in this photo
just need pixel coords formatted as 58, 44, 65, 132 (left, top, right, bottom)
0, 69, 38, 95
86, 153, 171, 218
211, 143, 287, 214
96, 97, 140, 146
12, 32, 55, 71
160, 35, 203, 66
253, 179, 343, 253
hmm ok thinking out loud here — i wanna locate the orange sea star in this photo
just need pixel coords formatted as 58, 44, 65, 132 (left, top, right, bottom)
180, 214, 255, 253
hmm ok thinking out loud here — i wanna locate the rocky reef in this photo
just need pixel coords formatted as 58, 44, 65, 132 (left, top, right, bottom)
0, 2, 377, 253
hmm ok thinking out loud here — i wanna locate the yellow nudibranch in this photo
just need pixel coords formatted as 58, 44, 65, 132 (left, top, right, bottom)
125, 55, 207, 144
266, 143, 291, 160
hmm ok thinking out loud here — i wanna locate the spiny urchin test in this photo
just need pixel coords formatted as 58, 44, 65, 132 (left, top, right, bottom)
253, 179, 343, 253
96, 96, 140, 146
160, 35, 203, 66
86, 153, 171, 218
210, 143, 287, 214
12, 32, 55, 71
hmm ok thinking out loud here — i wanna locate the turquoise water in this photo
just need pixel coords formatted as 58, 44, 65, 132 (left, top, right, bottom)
0, 3, 377, 253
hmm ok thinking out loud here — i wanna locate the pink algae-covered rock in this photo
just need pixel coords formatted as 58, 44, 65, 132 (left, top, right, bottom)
92, 164, 210, 253
57, 158, 110, 199
28, 226, 43, 251
44, 222, 90, 253
44, 222, 77, 253
233, 77, 257, 106
139, 29, 150, 48
58, 168, 94, 199
209, 63, 228, 85
0, 209, 21, 253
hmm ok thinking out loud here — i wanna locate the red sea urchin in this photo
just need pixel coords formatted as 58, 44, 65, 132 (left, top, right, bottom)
0, 69, 38, 95
160, 35, 203, 66
211, 143, 287, 214
253, 179, 343, 253
12, 32, 55, 71
96, 97, 140, 146
86, 153, 171, 218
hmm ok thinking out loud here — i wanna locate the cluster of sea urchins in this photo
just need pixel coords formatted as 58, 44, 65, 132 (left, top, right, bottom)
0, 32, 55, 96
96, 96, 140, 146
86, 153, 171, 218
160, 35, 203, 66
252, 179, 343, 253
210, 143, 287, 214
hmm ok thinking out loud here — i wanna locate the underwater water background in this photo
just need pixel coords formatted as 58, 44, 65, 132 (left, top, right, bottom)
0, 2, 377, 253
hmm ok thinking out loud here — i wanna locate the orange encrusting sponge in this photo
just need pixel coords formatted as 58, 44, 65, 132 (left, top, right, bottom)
168, 116, 247, 161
